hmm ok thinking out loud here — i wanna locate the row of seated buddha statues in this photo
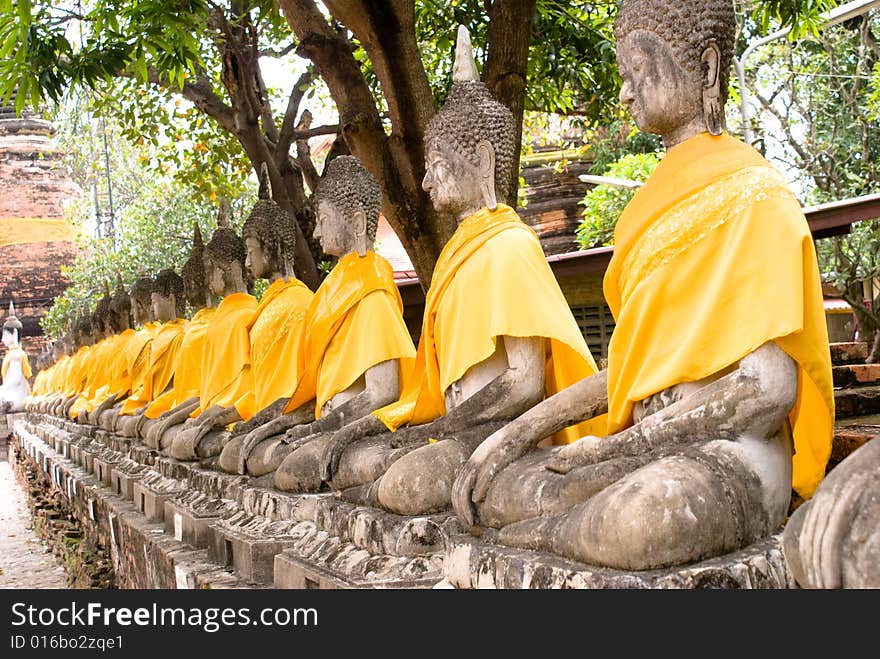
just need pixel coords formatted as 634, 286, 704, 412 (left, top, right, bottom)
27, 0, 872, 581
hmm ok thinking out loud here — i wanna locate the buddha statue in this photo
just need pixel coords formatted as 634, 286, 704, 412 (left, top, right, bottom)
156, 223, 256, 456
114, 269, 188, 437
297, 27, 599, 514
141, 224, 217, 448
217, 155, 416, 483
69, 283, 119, 422
169, 172, 314, 462
94, 276, 158, 431
0, 301, 32, 413
449, 0, 834, 572
782, 439, 880, 589
58, 307, 100, 419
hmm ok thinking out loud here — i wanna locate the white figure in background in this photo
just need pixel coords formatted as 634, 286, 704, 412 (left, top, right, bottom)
0, 301, 32, 413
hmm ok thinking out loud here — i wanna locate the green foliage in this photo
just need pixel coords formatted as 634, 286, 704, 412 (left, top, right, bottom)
41, 97, 255, 337
585, 116, 663, 176
575, 152, 659, 250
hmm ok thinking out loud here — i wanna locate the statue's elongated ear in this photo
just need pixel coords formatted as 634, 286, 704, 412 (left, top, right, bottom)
475, 139, 497, 211
701, 41, 724, 136
353, 209, 368, 257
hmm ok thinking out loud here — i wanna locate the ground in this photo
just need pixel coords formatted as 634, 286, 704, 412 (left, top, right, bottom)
0, 437, 68, 588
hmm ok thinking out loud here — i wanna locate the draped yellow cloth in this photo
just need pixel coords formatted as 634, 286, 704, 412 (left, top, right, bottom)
224, 278, 312, 420
373, 204, 599, 444
2, 347, 31, 380
62, 346, 91, 398
119, 319, 187, 415
283, 251, 416, 417
113, 322, 161, 408
46, 354, 70, 395
68, 336, 120, 418
0, 217, 78, 246
144, 308, 216, 418
31, 369, 48, 396
604, 132, 834, 499
191, 292, 257, 418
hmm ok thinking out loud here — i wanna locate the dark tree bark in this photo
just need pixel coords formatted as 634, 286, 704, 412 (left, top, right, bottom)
277, 0, 539, 287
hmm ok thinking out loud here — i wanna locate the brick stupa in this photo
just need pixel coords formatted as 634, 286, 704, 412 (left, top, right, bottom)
0, 101, 81, 361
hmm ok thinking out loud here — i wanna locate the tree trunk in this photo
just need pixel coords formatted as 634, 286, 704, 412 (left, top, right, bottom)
484, 0, 538, 206
277, 0, 541, 288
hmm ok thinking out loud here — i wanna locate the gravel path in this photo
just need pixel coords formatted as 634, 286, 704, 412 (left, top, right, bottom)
0, 438, 68, 589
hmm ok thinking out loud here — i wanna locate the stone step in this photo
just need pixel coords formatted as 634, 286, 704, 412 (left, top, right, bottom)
833, 385, 880, 418
830, 342, 869, 365
833, 363, 880, 388
831, 415, 880, 467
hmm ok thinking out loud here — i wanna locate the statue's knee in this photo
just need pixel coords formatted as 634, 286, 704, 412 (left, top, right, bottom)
558, 458, 736, 570
377, 441, 469, 516
218, 436, 244, 473
273, 438, 328, 492
247, 439, 291, 477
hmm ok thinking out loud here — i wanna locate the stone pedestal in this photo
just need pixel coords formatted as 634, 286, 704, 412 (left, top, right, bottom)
443, 534, 793, 589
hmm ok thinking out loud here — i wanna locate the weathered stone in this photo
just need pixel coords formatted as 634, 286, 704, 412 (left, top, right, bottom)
829, 341, 869, 365
833, 363, 880, 388
834, 385, 880, 419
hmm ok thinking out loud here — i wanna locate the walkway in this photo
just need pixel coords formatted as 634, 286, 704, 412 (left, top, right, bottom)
0, 436, 68, 588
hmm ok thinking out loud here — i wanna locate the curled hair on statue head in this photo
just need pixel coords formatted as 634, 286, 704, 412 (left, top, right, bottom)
614, 0, 736, 106
204, 226, 247, 289
313, 155, 382, 245
153, 268, 186, 317
243, 162, 297, 277
424, 25, 516, 202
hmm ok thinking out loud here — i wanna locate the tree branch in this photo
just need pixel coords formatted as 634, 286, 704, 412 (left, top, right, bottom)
278, 68, 316, 156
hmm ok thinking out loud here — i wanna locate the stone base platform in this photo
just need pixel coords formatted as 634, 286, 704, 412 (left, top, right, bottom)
443, 535, 793, 589
14, 412, 798, 589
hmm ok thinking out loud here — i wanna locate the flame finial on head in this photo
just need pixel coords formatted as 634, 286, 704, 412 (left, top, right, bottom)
216, 198, 232, 229
452, 25, 479, 83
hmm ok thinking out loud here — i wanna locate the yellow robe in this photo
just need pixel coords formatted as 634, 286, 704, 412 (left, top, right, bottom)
604, 131, 834, 500
373, 204, 599, 444
2, 346, 31, 381
233, 278, 313, 421
191, 292, 257, 418
45, 355, 70, 395
62, 346, 91, 398
283, 251, 416, 418
109, 323, 160, 409
119, 319, 188, 415
68, 336, 120, 418
144, 308, 217, 418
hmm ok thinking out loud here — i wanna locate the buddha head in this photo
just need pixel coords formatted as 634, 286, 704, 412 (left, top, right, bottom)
312, 155, 381, 258
614, 0, 736, 143
129, 275, 155, 327
73, 305, 97, 348
204, 224, 247, 298
243, 167, 297, 279
152, 269, 185, 322
109, 276, 133, 334
2, 301, 22, 349
93, 282, 114, 339
422, 25, 516, 220
182, 223, 212, 311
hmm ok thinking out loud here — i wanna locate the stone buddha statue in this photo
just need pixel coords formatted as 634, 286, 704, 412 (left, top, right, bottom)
783, 438, 880, 588
217, 155, 415, 483
0, 301, 32, 413
141, 224, 218, 448
295, 27, 599, 514
69, 284, 118, 423
114, 269, 188, 438
83, 277, 136, 425
156, 224, 256, 456
449, 0, 834, 571
58, 307, 101, 419
168, 173, 314, 462
95, 276, 159, 431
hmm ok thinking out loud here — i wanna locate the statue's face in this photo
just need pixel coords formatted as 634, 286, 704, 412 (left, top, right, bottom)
244, 236, 271, 280
2, 328, 17, 349
151, 291, 176, 322
131, 296, 152, 326
616, 30, 702, 137
422, 138, 482, 217
204, 257, 227, 297
314, 199, 351, 258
